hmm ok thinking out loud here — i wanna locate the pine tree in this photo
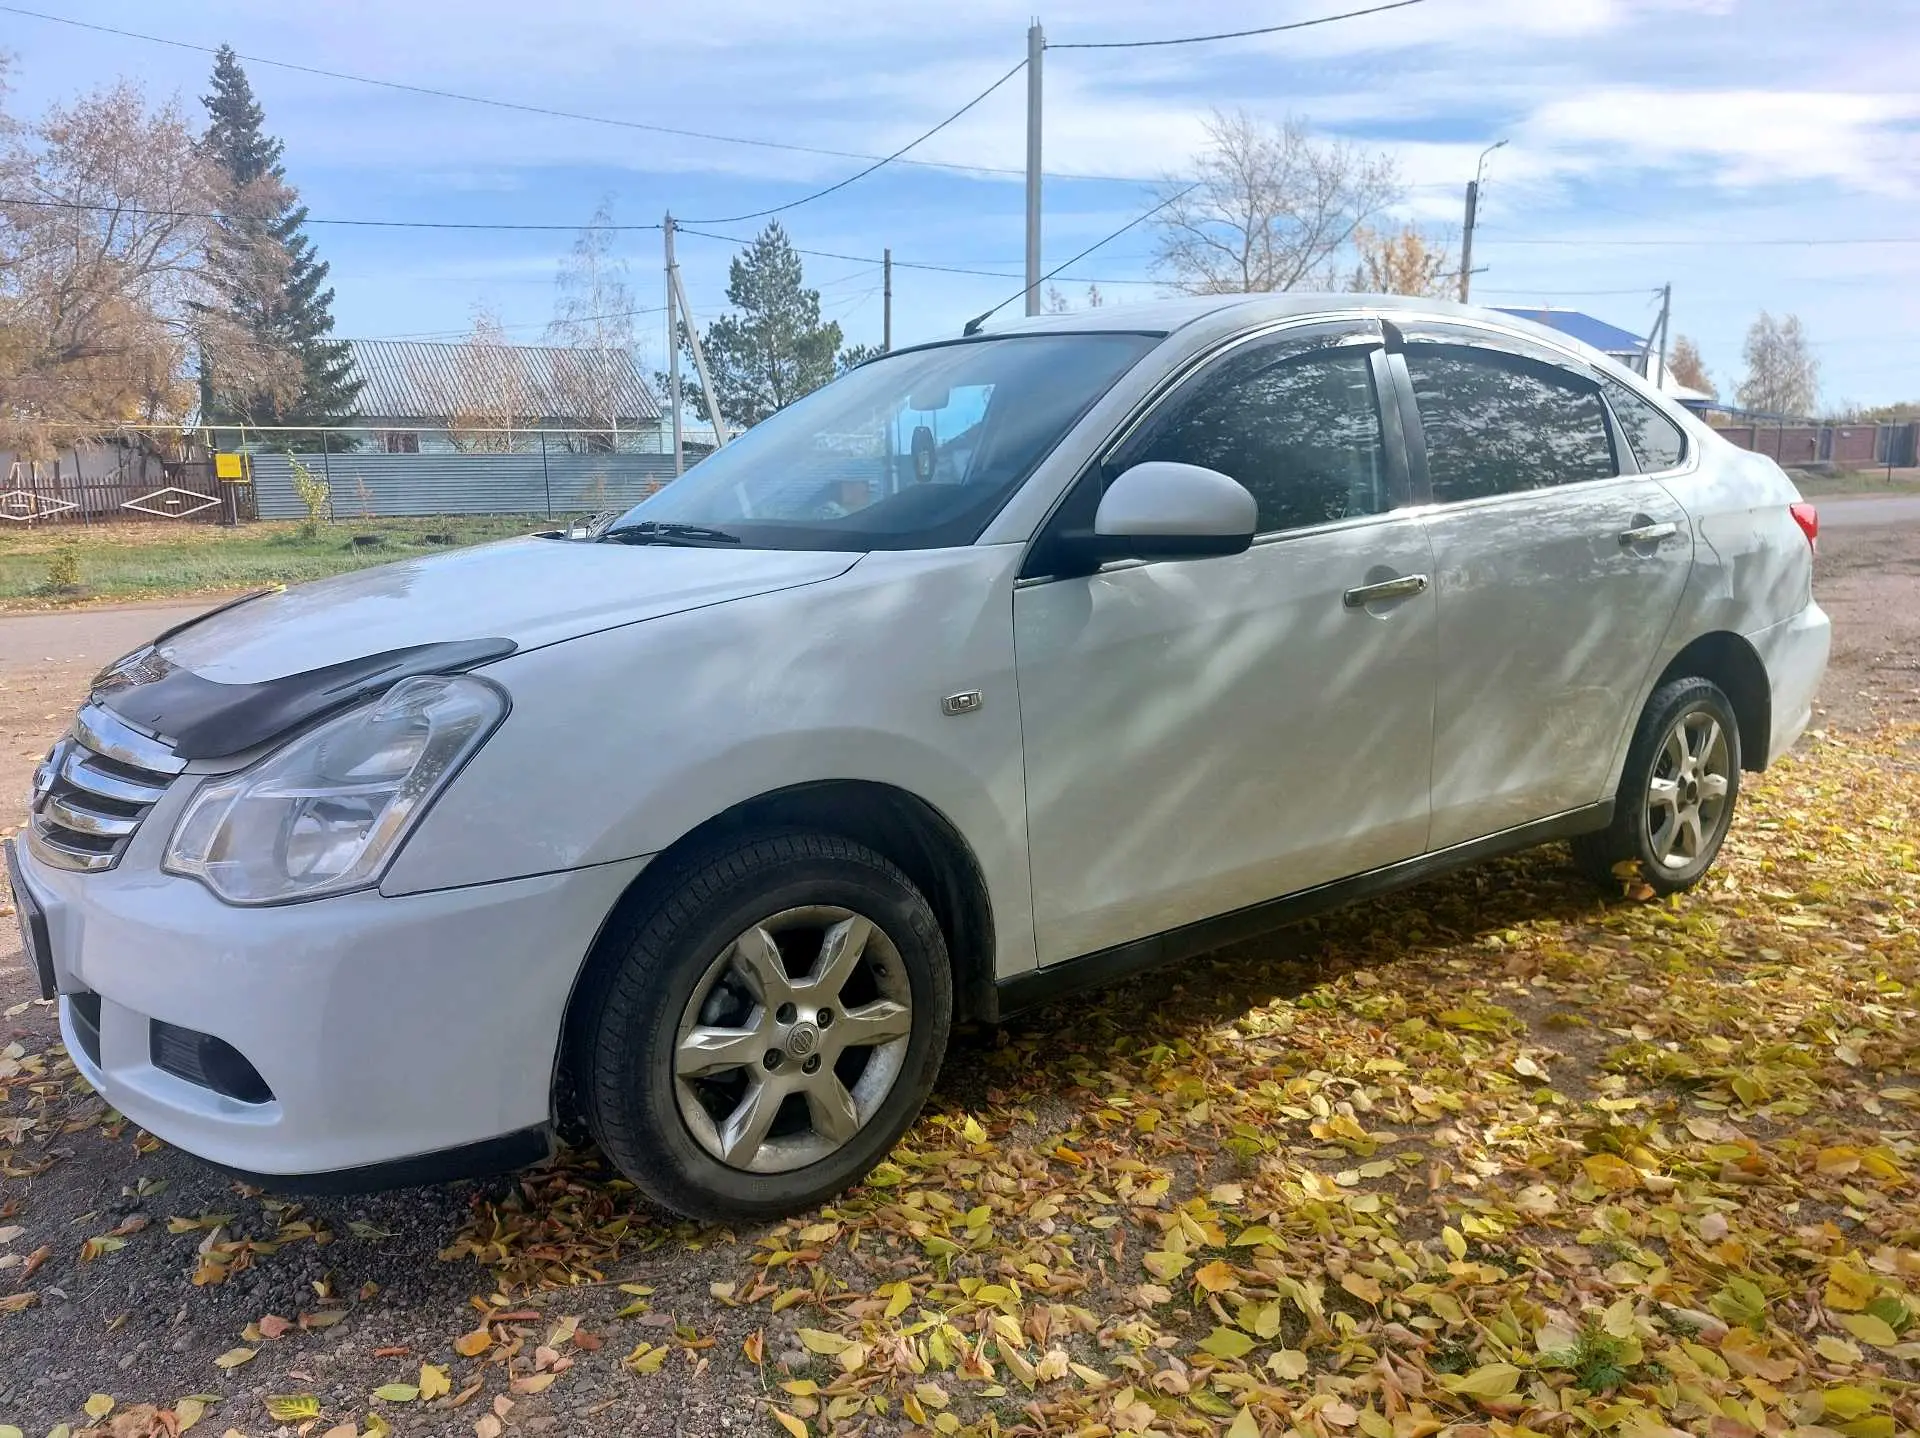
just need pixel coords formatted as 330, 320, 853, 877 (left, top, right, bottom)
677, 223, 842, 430
198, 46, 359, 443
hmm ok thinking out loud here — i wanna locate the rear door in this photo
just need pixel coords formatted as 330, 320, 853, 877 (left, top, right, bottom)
1014, 320, 1439, 966
1388, 323, 1693, 848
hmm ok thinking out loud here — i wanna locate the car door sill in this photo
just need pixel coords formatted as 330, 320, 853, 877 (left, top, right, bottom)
990, 801, 1613, 1021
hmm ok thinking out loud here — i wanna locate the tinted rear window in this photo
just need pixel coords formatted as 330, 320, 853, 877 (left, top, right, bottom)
1603, 376, 1688, 472
1407, 346, 1617, 502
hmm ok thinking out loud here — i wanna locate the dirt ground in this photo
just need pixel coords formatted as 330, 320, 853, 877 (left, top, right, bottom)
0, 510, 1916, 1437
1811, 512, 1920, 729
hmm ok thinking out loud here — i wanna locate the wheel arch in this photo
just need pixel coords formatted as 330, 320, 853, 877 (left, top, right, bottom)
1652, 631, 1773, 771
553, 779, 997, 1124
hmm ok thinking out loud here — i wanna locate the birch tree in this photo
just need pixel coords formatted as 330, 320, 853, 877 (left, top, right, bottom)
1153, 110, 1402, 295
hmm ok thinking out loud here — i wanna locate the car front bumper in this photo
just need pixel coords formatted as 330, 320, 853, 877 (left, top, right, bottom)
9, 838, 647, 1183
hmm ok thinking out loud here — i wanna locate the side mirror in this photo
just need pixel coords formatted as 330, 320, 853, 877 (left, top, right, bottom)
1087, 461, 1257, 562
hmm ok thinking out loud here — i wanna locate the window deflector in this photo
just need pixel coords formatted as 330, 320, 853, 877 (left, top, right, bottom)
1020, 321, 1387, 580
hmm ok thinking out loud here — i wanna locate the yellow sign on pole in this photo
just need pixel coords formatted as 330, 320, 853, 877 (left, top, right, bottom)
214, 452, 246, 481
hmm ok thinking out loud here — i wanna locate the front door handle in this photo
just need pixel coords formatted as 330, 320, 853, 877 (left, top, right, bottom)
1618, 520, 1678, 547
1343, 573, 1430, 608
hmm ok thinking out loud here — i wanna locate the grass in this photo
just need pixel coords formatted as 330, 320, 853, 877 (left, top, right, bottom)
0, 515, 554, 610
1787, 465, 1920, 496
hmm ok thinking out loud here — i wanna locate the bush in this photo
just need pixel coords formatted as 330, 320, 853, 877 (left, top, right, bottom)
288, 457, 332, 539
42, 543, 82, 593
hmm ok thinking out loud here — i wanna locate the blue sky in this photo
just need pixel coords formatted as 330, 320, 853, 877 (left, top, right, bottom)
6, 0, 1918, 405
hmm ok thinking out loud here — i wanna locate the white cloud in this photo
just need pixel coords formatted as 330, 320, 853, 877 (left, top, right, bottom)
1524, 88, 1920, 194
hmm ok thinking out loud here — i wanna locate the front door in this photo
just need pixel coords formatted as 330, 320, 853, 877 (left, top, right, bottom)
1392, 334, 1695, 847
1014, 323, 1438, 967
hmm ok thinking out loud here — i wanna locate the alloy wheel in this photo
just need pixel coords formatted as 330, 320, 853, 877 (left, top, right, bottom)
1645, 708, 1732, 871
672, 905, 914, 1173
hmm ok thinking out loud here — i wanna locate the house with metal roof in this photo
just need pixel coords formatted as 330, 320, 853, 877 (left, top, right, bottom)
1492, 307, 1712, 404
343, 339, 667, 454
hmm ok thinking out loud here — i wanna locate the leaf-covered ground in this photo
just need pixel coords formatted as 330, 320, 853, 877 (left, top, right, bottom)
2, 720, 1917, 1438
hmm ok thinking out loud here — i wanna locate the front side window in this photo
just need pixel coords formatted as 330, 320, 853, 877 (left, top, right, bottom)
611, 332, 1158, 551
1407, 346, 1617, 502
1602, 376, 1688, 472
1119, 345, 1389, 534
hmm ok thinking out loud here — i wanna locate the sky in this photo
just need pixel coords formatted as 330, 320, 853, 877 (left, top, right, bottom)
4, 0, 1918, 407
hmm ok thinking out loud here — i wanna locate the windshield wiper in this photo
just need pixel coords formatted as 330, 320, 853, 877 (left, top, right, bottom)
600, 520, 743, 546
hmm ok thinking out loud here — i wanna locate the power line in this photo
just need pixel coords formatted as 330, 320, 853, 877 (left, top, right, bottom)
1488, 234, 1920, 248
1, 194, 1163, 288
345, 305, 669, 342
965, 184, 1202, 333
675, 225, 1023, 279
0, 4, 1160, 186
672, 225, 1158, 286
1051, 0, 1425, 49
683, 58, 1029, 225
1476, 287, 1664, 297
1, 194, 664, 232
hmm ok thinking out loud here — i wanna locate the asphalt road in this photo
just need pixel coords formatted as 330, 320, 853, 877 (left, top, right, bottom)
1817, 493, 1920, 528
0, 600, 210, 677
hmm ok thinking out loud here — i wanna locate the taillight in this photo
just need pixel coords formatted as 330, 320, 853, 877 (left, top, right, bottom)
1790, 501, 1819, 552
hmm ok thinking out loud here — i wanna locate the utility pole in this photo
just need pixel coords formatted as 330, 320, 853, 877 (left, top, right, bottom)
1458, 180, 1478, 304
1638, 283, 1672, 385
883, 248, 893, 352
669, 264, 729, 450
1655, 282, 1672, 392
1024, 20, 1044, 316
665, 213, 683, 475
662, 213, 729, 456
1460, 138, 1507, 304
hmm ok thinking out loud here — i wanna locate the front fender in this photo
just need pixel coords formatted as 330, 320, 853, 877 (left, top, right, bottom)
379, 547, 1038, 979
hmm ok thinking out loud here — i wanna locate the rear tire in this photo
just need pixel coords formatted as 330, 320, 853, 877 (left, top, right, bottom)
573, 832, 951, 1223
1572, 677, 1742, 896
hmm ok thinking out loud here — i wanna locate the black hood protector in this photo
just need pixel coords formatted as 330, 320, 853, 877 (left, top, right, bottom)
92, 637, 517, 760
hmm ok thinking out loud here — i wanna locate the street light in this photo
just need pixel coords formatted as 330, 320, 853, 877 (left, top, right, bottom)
1475, 138, 1509, 189
1460, 138, 1508, 304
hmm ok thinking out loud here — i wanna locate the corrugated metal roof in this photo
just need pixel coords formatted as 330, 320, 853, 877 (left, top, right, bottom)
1491, 307, 1648, 356
347, 340, 662, 425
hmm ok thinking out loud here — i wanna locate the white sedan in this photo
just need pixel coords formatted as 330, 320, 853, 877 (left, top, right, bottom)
9, 294, 1828, 1220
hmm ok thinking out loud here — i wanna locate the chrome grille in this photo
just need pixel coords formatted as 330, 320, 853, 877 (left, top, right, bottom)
27, 704, 184, 873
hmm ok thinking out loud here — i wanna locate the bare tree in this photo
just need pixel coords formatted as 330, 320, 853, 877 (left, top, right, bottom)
438, 305, 533, 452
1153, 110, 1402, 295
1348, 223, 1456, 298
547, 199, 638, 448
0, 76, 286, 456
1040, 283, 1108, 314
1668, 334, 1715, 398
1736, 312, 1818, 416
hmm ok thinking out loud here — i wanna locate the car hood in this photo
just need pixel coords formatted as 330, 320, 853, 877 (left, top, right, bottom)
154, 537, 862, 684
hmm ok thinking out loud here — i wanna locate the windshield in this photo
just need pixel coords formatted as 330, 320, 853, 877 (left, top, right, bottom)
610, 332, 1158, 550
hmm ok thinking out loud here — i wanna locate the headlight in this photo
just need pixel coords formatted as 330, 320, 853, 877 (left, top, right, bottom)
165, 675, 506, 904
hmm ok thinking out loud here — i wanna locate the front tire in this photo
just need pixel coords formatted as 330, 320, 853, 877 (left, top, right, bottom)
574, 833, 951, 1223
1572, 677, 1742, 896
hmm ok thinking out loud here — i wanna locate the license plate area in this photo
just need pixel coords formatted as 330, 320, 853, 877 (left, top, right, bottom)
4, 839, 57, 1000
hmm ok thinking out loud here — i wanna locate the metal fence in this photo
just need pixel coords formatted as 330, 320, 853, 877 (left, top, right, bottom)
249, 449, 679, 521
1708, 419, 1918, 469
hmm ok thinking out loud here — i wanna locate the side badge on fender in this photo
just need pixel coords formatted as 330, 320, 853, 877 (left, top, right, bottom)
941, 691, 984, 717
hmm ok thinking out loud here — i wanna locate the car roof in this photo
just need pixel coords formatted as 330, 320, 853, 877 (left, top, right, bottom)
983, 291, 1584, 344
980, 291, 1647, 382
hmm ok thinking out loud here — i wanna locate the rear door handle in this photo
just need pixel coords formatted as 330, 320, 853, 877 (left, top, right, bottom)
1343, 573, 1429, 608
1618, 521, 1678, 547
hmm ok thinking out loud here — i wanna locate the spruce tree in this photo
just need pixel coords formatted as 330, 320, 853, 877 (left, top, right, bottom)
199, 46, 360, 442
